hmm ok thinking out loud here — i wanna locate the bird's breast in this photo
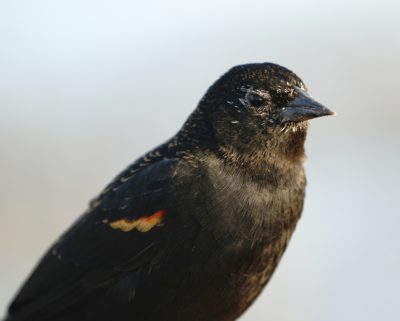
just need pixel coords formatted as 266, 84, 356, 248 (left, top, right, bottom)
195, 156, 305, 238
155, 157, 306, 320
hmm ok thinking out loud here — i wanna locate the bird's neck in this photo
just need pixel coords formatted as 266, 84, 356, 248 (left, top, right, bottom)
216, 127, 308, 181
170, 108, 307, 181
168, 107, 215, 152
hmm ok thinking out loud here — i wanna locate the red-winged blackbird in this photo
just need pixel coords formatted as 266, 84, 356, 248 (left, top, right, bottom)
5, 63, 333, 321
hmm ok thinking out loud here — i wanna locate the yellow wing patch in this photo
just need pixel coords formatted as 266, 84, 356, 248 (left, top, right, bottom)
104, 210, 165, 233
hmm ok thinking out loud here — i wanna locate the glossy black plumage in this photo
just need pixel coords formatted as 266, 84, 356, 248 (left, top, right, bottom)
5, 63, 333, 321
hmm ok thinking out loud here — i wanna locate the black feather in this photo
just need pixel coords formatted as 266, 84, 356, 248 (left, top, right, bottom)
5, 62, 332, 321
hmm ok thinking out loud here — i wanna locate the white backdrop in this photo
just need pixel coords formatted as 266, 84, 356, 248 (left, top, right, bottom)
1, 1, 399, 320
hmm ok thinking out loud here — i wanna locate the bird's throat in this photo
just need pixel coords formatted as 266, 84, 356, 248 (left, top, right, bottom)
217, 126, 307, 181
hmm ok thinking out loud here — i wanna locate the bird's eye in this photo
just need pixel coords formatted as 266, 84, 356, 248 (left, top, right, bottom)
248, 93, 264, 107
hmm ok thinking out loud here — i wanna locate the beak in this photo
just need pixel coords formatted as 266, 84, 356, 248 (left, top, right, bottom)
280, 87, 334, 123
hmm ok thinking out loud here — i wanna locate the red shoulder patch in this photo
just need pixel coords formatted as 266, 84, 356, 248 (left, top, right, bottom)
105, 210, 166, 232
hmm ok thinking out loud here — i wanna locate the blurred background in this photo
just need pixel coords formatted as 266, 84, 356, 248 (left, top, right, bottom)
1, 0, 399, 320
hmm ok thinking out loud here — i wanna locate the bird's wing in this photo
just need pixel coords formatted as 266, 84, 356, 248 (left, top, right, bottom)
7, 157, 180, 321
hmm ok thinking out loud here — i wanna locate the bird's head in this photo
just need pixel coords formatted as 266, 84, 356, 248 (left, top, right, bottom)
178, 63, 333, 168
184, 63, 334, 164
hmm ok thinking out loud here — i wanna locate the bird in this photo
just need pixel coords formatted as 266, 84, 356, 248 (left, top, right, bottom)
4, 62, 333, 321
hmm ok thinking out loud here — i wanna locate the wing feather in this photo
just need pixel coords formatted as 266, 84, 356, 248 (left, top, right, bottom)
7, 158, 178, 321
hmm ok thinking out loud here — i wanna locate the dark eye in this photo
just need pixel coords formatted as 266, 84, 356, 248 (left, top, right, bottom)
248, 93, 264, 107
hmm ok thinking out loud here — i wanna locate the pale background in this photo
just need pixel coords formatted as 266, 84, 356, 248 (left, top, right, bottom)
1, 1, 399, 320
